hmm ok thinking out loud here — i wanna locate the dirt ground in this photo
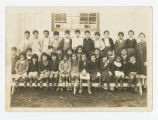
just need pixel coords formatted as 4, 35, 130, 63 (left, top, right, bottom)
11, 87, 147, 108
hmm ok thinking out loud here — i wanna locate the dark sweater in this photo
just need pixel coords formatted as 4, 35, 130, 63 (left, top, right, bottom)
29, 62, 38, 72
126, 39, 137, 49
79, 60, 88, 72
38, 60, 50, 73
59, 38, 72, 51
83, 38, 95, 53
11, 55, 19, 74
111, 61, 123, 75
102, 37, 115, 51
128, 62, 138, 73
50, 59, 59, 71
87, 61, 99, 74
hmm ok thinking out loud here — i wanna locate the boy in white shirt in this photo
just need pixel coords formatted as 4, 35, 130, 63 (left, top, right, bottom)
94, 32, 105, 51
42, 30, 51, 53
72, 30, 83, 50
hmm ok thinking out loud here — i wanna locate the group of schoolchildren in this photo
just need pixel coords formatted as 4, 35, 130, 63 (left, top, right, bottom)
11, 29, 147, 94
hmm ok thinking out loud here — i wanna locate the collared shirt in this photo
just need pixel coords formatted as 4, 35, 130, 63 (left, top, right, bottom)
31, 38, 42, 53
72, 37, 83, 50
94, 39, 105, 50
51, 38, 61, 50
19, 38, 31, 52
103, 38, 111, 47
42, 37, 50, 52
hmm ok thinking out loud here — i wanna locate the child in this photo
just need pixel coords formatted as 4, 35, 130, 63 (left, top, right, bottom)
42, 30, 52, 53
102, 30, 115, 55
66, 48, 73, 61
19, 31, 31, 52
28, 54, 39, 87
128, 55, 139, 92
72, 29, 83, 50
111, 55, 124, 91
93, 32, 105, 51
137, 32, 147, 76
126, 30, 137, 56
47, 46, 55, 60
115, 32, 126, 54
50, 53, 59, 91
76, 45, 83, 61
107, 49, 115, 63
70, 53, 80, 93
87, 54, 101, 92
83, 30, 95, 58
51, 31, 61, 51
100, 55, 112, 90
38, 52, 50, 88
31, 30, 43, 58
26, 47, 32, 63
11, 47, 19, 75
57, 47, 63, 61
59, 54, 71, 92
79, 53, 91, 94
94, 48, 102, 65
15, 52, 29, 88
59, 30, 72, 51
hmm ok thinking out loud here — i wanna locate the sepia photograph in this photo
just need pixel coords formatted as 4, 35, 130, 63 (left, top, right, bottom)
5, 6, 152, 112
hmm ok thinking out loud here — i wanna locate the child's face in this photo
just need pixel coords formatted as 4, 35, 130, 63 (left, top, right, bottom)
75, 32, 80, 38
81, 55, 86, 61
42, 56, 47, 61
104, 32, 109, 38
128, 32, 134, 38
77, 48, 82, 53
107, 50, 112, 56
85, 33, 90, 39
102, 57, 108, 62
116, 57, 121, 62
25, 33, 30, 39
54, 35, 59, 40
121, 49, 127, 56
130, 56, 136, 62
94, 49, 100, 55
44, 32, 49, 38
11, 50, 17, 56
72, 54, 77, 60
33, 32, 39, 39
118, 34, 124, 40
32, 58, 37, 63
64, 33, 70, 39
139, 34, 145, 41
48, 48, 54, 54
91, 56, 96, 62
51, 55, 57, 61
57, 50, 62, 55
20, 55, 25, 61
26, 50, 32, 56
63, 56, 68, 61
67, 50, 72, 55
94, 35, 100, 40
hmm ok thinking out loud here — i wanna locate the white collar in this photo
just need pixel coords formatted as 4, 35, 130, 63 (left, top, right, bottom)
114, 61, 122, 67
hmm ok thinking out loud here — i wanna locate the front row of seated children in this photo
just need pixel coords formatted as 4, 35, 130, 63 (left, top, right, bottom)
13, 47, 140, 94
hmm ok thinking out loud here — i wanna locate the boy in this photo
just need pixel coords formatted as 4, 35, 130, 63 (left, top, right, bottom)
51, 31, 61, 51
128, 55, 139, 92
15, 52, 29, 88
59, 30, 72, 51
57, 47, 63, 61
50, 53, 59, 90
93, 32, 105, 51
107, 49, 115, 63
26, 47, 32, 63
47, 46, 55, 60
79, 53, 91, 94
126, 30, 137, 56
31, 30, 42, 58
72, 29, 83, 50
42, 30, 52, 53
83, 30, 95, 58
115, 32, 126, 54
28, 54, 39, 87
59, 54, 71, 92
76, 45, 83, 61
19, 31, 31, 52
87, 54, 101, 92
11, 47, 19, 75
102, 30, 115, 55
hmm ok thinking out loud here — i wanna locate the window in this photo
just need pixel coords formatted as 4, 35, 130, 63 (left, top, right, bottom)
80, 13, 96, 24
54, 13, 66, 23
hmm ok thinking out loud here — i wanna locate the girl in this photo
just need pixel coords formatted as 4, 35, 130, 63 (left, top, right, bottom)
66, 48, 73, 61
38, 52, 50, 88
75, 45, 83, 61
28, 54, 39, 87
112, 55, 124, 91
100, 55, 112, 90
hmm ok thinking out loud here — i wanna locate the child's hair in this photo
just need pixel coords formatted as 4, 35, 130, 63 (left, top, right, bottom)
32, 30, 39, 34
104, 30, 110, 34
85, 30, 90, 34
26, 47, 32, 53
48, 46, 54, 49
90, 53, 96, 58
94, 32, 100, 36
41, 52, 48, 59
65, 30, 70, 34
121, 47, 127, 52
11, 47, 17, 52
139, 32, 145, 37
66, 48, 73, 53
43, 30, 49, 34
24, 31, 30, 35
53, 31, 59, 36
51, 52, 57, 57
75, 29, 80, 34
19, 52, 26, 59
31, 54, 38, 60
76, 45, 83, 53
118, 32, 124, 36
128, 30, 134, 35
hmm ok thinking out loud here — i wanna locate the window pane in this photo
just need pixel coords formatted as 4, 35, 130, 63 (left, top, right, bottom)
89, 13, 96, 24
80, 13, 88, 24
55, 13, 66, 23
